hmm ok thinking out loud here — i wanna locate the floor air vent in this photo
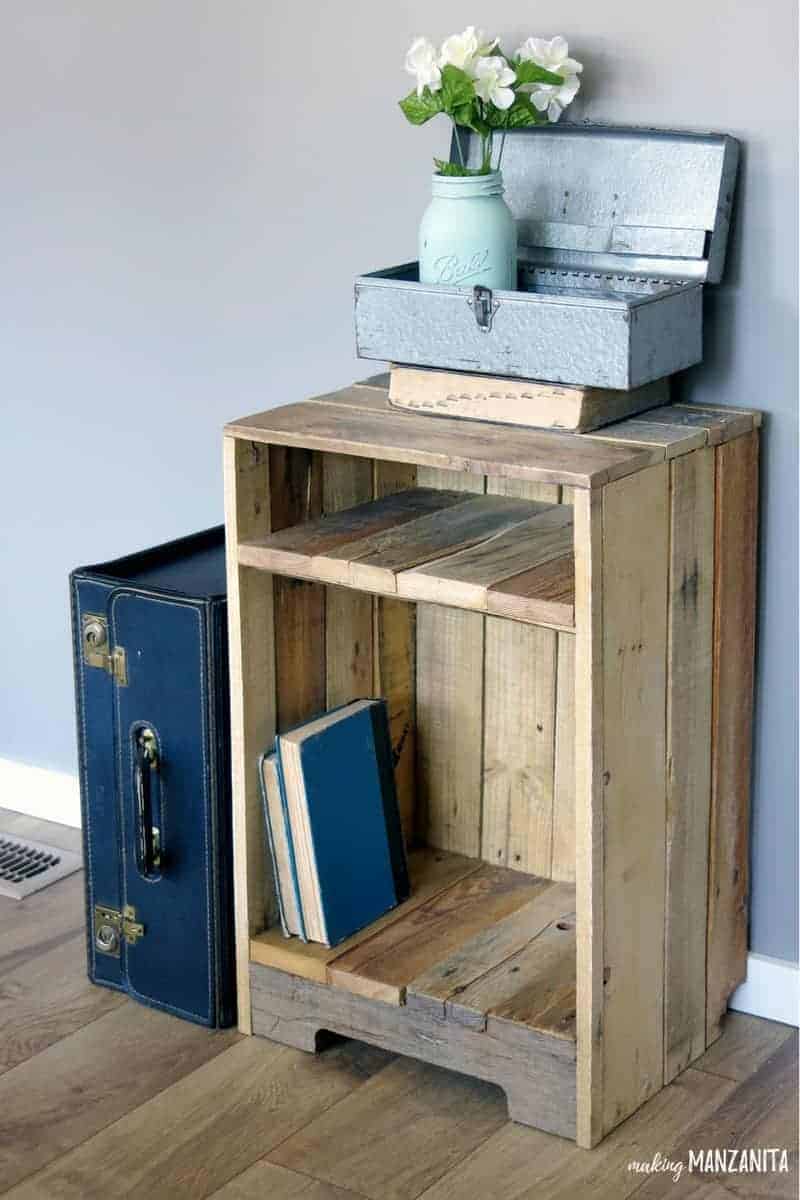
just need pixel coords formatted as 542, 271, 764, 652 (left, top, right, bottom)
0, 833, 82, 900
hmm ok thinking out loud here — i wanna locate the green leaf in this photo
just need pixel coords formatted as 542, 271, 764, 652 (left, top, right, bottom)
451, 103, 490, 137
434, 157, 472, 177
440, 64, 475, 116
399, 88, 443, 126
512, 59, 564, 87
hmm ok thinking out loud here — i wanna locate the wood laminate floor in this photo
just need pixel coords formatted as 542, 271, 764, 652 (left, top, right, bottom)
0, 809, 796, 1200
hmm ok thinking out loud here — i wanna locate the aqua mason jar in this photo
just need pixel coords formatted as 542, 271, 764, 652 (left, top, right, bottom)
418, 170, 517, 290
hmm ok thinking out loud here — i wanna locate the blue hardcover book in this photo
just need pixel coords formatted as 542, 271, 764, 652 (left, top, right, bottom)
275, 698, 409, 947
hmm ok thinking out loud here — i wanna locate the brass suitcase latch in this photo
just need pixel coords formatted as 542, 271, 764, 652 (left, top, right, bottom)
93, 904, 145, 957
82, 614, 128, 685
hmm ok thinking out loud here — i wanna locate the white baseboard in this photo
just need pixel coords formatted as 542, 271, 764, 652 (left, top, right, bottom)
730, 952, 799, 1027
0, 756, 81, 828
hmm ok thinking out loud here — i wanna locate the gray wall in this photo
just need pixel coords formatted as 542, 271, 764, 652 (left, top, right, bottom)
1, 2, 796, 962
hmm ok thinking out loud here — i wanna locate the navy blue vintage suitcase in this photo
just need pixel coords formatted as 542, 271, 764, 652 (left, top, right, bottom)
70, 527, 236, 1027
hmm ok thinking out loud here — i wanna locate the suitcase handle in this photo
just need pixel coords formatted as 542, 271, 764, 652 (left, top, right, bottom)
134, 727, 161, 879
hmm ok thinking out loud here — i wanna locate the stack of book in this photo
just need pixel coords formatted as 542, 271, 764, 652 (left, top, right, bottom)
260, 699, 409, 948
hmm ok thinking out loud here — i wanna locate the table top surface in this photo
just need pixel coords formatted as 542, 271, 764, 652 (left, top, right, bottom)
225, 380, 760, 490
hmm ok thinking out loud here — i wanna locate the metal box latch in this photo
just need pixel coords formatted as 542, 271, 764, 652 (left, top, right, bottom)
93, 904, 145, 957
469, 285, 499, 333
82, 614, 128, 685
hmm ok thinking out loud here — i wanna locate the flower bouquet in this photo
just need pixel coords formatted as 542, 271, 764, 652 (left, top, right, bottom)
399, 28, 583, 288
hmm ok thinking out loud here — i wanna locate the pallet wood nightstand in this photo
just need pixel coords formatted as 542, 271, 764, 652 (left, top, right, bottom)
223, 383, 760, 1148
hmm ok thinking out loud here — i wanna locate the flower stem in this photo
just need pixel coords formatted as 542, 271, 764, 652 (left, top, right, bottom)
452, 122, 466, 168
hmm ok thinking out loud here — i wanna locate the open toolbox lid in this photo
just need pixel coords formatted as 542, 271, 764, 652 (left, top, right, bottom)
458, 124, 739, 286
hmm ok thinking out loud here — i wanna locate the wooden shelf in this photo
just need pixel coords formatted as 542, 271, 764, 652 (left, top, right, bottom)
238, 487, 575, 631
250, 847, 576, 1041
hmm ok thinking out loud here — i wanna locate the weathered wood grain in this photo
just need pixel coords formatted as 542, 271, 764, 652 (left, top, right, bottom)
481, 619, 558, 875
323, 454, 374, 709
271, 447, 325, 732
398, 504, 572, 611
250, 963, 577, 1140
405, 879, 573, 1021
416, 468, 486, 856
573, 486, 605, 1147
599, 464, 670, 1138
634, 403, 757, 446
224, 434, 276, 1033
664, 447, 715, 1082
249, 849, 481, 983
226, 393, 661, 490
328, 864, 548, 1005
481, 914, 577, 1043
707, 432, 759, 1043
552, 631, 576, 883
374, 462, 419, 842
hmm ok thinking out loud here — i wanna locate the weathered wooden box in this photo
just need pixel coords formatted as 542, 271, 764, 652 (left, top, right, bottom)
223, 384, 759, 1147
355, 126, 739, 389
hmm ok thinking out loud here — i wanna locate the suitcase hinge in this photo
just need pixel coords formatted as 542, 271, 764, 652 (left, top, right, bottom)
93, 904, 145, 956
81, 614, 128, 685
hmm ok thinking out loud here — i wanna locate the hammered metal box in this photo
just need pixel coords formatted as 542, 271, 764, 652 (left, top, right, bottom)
354, 125, 739, 390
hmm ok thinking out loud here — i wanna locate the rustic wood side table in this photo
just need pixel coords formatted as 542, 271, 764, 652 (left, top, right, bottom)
223, 382, 759, 1147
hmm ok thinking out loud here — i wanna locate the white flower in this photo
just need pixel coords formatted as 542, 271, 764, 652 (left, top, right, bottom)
439, 26, 498, 75
516, 35, 582, 122
405, 36, 442, 96
472, 56, 516, 110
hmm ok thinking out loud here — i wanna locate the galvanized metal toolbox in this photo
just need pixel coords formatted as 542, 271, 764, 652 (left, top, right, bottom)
71, 527, 236, 1027
355, 125, 739, 390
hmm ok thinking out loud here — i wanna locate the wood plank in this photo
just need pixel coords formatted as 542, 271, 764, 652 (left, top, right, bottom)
267, 1055, 506, 1200
406, 880, 574, 1023
480, 619, 558, 875
328, 864, 547, 1005
251, 963, 577, 1140
634, 403, 756, 445
223, 434, 276, 1034
585, 418, 706, 458
374, 456, 419, 844
486, 554, 574, 627
482, 913, 577, 1043
374, 597, 416, 843
0, 932, 124, 1076
664, 447, 715, 1082
398, 504, 573, 610
249, 848, 482, 983
707, 432, 759, 1043
323, 454, 374, 709
481, 478, 562, 874
240, 488, 466, 573
416, 468, 485, 856
270, 446, 325, 732
343, 495, 549, 593
573, 486, 604, 1148
226, 394, 661, 490
3, 1035, 390, 1200
0, 1002, 238, 1193
599, 464, 670, 1138
552, 632, 576, 883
